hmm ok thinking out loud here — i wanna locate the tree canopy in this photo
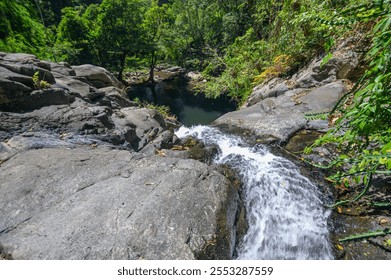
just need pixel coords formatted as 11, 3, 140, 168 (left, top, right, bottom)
1, 0, 374, 86
0, 0, 387, 110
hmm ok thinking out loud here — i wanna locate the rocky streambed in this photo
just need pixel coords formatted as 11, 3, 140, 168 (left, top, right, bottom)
209, 41, 390, 259
0, 52, 244, 259
0, 46, 389, 260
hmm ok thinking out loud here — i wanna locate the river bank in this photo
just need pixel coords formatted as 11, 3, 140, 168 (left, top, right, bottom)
0, 51, 389, 259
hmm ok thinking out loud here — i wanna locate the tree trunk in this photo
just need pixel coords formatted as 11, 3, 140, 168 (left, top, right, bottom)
148, 51, 156, 86
148, 64, 155, 85
118, 51, 127, 82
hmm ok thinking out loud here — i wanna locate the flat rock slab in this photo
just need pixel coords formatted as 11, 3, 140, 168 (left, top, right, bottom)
0, 147, 237, 260
214, 100, 306, 143
214, 81, 346, 143
298, 81, 346, 112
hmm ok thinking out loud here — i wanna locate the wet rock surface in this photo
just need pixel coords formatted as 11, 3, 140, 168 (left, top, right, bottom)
284, 130, 391, 260
214, 43, 390, 259
0, 53, 241, 260
332, 212, 391, 260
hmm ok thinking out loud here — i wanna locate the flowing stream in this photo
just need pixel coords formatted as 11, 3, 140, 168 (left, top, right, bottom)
176, 125, 334, 260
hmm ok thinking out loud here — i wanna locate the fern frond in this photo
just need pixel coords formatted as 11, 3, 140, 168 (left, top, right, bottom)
304, 111, 330, 121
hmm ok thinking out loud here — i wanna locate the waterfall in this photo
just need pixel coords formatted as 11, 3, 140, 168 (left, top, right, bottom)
176, 125, 333, 260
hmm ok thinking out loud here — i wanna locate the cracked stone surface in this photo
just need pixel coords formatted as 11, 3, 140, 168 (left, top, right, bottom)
0, 146, 238, 259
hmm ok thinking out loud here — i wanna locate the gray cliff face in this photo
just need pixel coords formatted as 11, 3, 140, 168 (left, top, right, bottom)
0, 53, 241, 260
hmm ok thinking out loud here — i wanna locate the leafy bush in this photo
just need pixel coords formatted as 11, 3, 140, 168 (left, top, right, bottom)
198, 0, 351, 104
253, 54, 292, 84
0, 0, 50, 59
307, 0, 391, 206
133, 98, 176, 121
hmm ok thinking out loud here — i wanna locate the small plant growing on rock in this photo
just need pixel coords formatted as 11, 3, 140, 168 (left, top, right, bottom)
253, 54, 292, 84
32, 71, 51, 90
133, 97, 177, 121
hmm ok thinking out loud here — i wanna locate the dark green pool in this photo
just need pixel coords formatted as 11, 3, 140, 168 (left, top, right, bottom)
128, 76, 237, 126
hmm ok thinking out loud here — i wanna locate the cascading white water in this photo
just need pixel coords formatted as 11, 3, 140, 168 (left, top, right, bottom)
176, 125, 334, 260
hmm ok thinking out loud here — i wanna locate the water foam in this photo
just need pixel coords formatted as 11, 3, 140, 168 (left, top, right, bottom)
176, 126, 333, 259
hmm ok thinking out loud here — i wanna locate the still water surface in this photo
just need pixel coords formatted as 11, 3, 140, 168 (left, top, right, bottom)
127, 76, 236, 126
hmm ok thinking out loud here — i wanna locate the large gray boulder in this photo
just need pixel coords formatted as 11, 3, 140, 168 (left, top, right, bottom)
0, 99, 113, 140
292, 49, 360, 88
49, 62, 76, 77
0, 80, 75, 112
298, 81, 346, 112
0, 147, 239, 259
0, 98, 172, 152
246, 78, 289, 107
95, 86, 136, 109
0, 54, 74, 111
72, 64, 123, 89
0, 66, 34, 88
0, 54, 129, 112
112, 107, 167, 151
0, 53, 243, 260
216, 45, 359, 143
214, 81, 346, 143
0, 53, 52, 73
0, 60, 55, 84
0, 77, 32, 108
54, 75, 96, 101
0, 53, 171, 151
244, 43, 362, 109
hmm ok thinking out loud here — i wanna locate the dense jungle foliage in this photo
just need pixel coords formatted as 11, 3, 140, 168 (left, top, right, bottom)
0, 0, 380, 93
308, 0, 390, 209
1, 0, 390, 209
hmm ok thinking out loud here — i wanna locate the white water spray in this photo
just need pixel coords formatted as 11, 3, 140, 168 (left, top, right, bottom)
176, 126, 333, 260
